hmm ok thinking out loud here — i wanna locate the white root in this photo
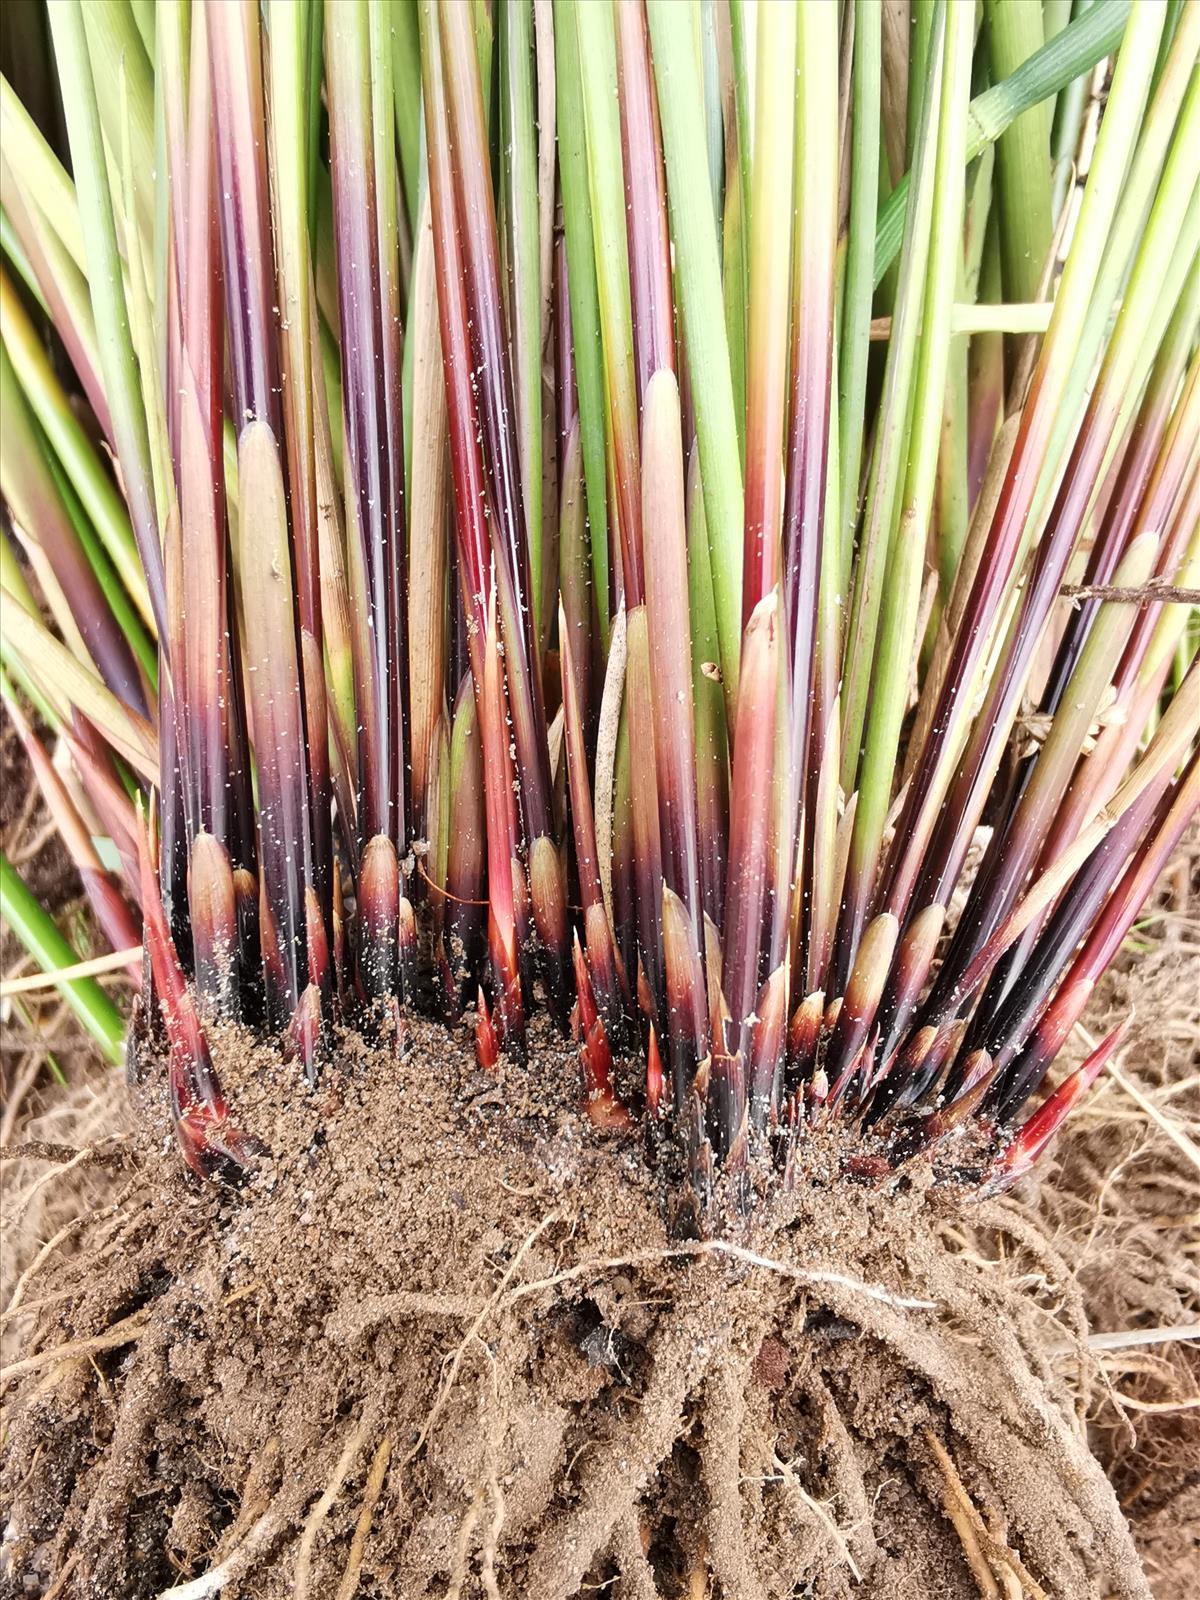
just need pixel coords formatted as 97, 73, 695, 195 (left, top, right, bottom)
507, 1238, 938, 1313
156, 1507, 285, 1600
771, 1451, 862, 1584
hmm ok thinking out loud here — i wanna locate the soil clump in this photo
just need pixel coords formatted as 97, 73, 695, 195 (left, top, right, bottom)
0, 1016, 1151, 1600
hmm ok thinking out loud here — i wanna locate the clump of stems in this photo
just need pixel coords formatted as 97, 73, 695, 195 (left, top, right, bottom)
0, 0, 1195, 1209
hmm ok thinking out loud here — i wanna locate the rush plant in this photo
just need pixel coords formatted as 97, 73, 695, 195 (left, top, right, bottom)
1, 0, 1196, 1213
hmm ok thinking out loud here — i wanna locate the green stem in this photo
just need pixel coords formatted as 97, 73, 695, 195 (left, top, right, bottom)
648, 0, 744, 721
0, 269, 153, 633
837, 0, 881, 587
986, 0, 1053, 304
0, 852, 126, 1065
499, 0, 542, 648
47, 0, 166, 638
555, 8, 610, 648
844, 0, 972, 964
